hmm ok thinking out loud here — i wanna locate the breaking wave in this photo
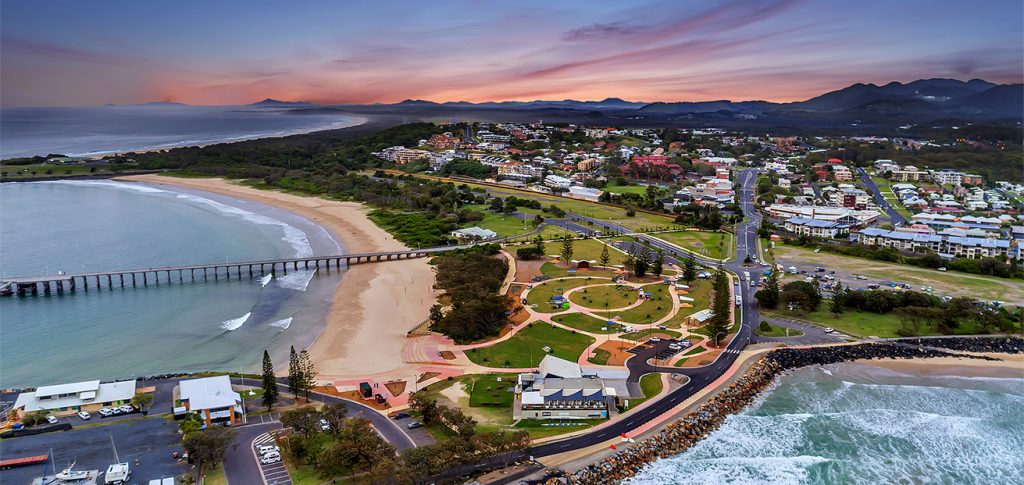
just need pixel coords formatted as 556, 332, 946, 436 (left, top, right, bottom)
219, 311, 251, 331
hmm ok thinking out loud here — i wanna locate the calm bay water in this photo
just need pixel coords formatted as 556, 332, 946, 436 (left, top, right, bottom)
0, 105, 359, 159
626, 364, 1024, 485
0, 180, 344, 388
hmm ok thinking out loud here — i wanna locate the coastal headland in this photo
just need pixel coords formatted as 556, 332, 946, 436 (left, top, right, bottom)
117, 174, 439, 378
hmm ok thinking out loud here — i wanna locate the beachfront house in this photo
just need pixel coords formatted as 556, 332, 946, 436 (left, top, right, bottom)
450, 226, 498, 241
514, 356, 629, 420
175, 375, 244, 426
13, 379, 137, 415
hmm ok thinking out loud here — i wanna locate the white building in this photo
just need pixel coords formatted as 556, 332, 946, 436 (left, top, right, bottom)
177, 375, 244, 426
544, 175, 572, 189
451, 226, 498, 241
14, 379, 137, 414
566, 186, 603, 202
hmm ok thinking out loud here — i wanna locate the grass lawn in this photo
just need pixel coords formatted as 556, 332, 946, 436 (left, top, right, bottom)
526, 278, 599, 313
623, 373, 663, 410
540, 262, 622, 278
513, 419, 604, 439
620, 328, 683, 341
553, 312, 620, 334
588, 348, 612, 365
773, 244, 1024, 304
466, 373, 519, 407
563, 238, 630, 265
0, 163, 115, 180
603, 183, 649, 195
651, 231, 733, 260
469, 211, 535, 237
764, 304, 1010, 339
569, 284, 639, 309
465, 323, 595, 368
613, 284, 673, 324
665, 280, 714, 328
203, 464, 228, 485
755, 323, 804, 337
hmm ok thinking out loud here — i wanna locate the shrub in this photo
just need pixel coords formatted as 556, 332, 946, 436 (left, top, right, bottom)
759, 320, 771, 332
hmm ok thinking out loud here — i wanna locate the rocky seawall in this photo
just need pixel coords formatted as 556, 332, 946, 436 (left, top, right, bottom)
541, 337, 1023, 485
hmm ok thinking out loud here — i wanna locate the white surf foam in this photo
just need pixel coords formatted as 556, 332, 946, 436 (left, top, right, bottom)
269, 317, 293, 331
172, 193, 313, 258
220, 312, 251, 331
259, 274, 273, 287
275, 269, 316, 291
43, 179, 172, 194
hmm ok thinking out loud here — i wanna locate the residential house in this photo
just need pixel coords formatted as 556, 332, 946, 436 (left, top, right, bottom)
14, 379, 137, 414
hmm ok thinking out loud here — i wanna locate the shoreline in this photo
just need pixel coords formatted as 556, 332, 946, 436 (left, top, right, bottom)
546, 338, 1024, 484
116, 174, 439, 380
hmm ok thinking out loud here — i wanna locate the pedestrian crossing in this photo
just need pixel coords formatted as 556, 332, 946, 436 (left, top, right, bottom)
721, 348, 741, 354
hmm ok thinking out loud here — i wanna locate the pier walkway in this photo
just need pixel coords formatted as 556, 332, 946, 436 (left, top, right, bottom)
1, 246, 459, 297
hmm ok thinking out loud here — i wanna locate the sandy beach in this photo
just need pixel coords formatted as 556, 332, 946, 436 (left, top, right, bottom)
118, 174, 439, 379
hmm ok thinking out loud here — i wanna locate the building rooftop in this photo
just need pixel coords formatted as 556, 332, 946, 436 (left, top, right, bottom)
179, 375, 241, 411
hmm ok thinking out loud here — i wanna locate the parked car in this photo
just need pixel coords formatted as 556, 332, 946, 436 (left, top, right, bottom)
258, 445, 280, 455
319, 419, 330, 431
98, 408, 113, 417
46, 415, 59, 424
937, 267, 947, 272
824, 327, 835, 333
393, 412, 411, 420
118, 405, 134, 414
856, 275, 868, 280
260, 453, 282, 465
407, 421, 423, 429
77, 411, 91, 420
649, 337, 661, 342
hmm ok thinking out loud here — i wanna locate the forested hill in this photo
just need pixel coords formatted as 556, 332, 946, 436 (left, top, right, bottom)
129, 115, 426, 176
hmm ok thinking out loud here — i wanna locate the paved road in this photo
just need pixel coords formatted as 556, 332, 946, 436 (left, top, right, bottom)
857, 167, 907, 226
224, 422, 282, 485
754, 317, 849, 345
529, 169, 765, 458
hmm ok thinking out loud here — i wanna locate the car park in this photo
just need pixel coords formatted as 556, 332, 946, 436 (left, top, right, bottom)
258, 445, 280, 455
77, 411, 91, 420
392, 412, 410, 420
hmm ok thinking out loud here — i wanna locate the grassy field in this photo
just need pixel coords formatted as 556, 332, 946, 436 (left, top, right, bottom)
553, 312, 620, 334
773, 244, 1024, 304
459, 206, 536, 238
0, 163, 114, 179
513, 419, 604, 439
755, 323, 804, 337
424, 177, 677, 231
466, 373, 520, 407
540, 262, 623, 278
665, 280, 714, 328
465, 323, 595, 368
569, 284, 638, 309
623, 373, 664, 410
764, 304, 1011, 339
651, 231, 733, 260
588, 348, 612, 365
565, 238, 630, 265
525, 278, 598, 313
619, 328, 683, 341
603, 183, 649, 195
612, 284, 673, 324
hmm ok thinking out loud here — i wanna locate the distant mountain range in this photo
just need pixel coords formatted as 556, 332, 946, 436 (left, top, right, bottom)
133, 79, 1020, 126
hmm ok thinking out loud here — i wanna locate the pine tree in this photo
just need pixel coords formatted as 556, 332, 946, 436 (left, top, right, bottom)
560, 235, 574, 263
708, 268, 732, 347
652, 250, 665, 277
287, 345, 302, 400
599, 244, 611, 268
682, 253, 697, 284
533, 235, 545, 256
298, 350, 317, 401
830, 281, 845, 317
260, 350, 279, 411
635, 245, 651, 277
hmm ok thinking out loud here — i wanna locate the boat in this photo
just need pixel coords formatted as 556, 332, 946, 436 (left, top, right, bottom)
104, 432, 131, 484
55, 461, 90, 481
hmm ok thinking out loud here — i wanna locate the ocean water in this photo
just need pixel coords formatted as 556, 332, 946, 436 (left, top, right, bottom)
626, 364, 1024, 485
0, 105, 360, 159
0, 180, 344, 387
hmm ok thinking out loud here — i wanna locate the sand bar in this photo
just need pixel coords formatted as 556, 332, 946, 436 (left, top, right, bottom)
118, 174, 438, 378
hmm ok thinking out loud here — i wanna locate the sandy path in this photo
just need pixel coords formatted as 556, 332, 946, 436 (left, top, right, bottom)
117, 174, 439, 378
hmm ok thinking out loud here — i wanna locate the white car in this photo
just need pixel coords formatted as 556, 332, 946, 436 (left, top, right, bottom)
77, 411, 91, 420
260, 453, 281, 465
46, 415, 59, 424
649, 337, 661, 342
258, 445, 281, 455
824, 327, 835, 334
319, 418, 330, 431
937, 267, 947, 272
118, 405, 134, 414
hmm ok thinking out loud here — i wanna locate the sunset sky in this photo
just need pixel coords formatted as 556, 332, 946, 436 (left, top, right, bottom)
2, 0, 1021, 106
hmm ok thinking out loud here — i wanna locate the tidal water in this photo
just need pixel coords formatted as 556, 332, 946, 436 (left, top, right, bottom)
0, 104, 359, 159
626, 364, 1024, 485
0, 180, 344, 388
